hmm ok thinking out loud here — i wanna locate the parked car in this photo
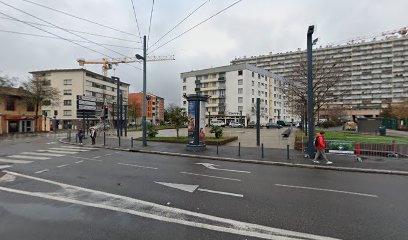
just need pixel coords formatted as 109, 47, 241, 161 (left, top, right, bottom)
210, 119, 225, 127
266, 123, 282, 129
229, 121, 243, 128
277, 120, 291, 127
246, 121, 256, 128
90, 122, 110, 131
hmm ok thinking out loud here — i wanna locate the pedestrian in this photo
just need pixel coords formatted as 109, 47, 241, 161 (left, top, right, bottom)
199, 128, 205, 144
90, 128, 97, 145
313, 131, 333, 165
78, 129, 84, 145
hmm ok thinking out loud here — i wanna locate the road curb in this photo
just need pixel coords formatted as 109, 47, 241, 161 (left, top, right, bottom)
58, 139, 408, 176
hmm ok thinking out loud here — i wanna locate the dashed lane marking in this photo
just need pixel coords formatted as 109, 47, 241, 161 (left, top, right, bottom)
34, 169, 48, 174
74, 160, 84, 164
0, 158, 33, 164
72, 156, 102, 162
49, 147, 88, 152
20, 152, 65, 157
180, 172, 241, 182
37, 150, 78, 154
275, 184, 379, 198
117, 163, 158, 170
61, 146, 95, 150
8, 155, 50, 160
57, 164, 69, 168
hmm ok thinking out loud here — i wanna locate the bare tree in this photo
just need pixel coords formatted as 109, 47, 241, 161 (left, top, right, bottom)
0, 74, 17, 88
284, 53, 347, 123
128, 102, 141, 124
22, 77, 60, 132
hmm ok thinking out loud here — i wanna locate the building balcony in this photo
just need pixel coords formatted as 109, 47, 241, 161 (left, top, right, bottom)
218, 77, 225, 81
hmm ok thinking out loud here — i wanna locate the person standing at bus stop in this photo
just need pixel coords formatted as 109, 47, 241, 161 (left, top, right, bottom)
313, 131, 333, 165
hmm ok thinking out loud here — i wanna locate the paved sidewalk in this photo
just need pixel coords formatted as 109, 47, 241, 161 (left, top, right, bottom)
63, 135, 408, 175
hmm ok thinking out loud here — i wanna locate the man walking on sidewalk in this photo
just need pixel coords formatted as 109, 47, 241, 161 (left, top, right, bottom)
90, 128, 97, 145
313, 131, 333, 165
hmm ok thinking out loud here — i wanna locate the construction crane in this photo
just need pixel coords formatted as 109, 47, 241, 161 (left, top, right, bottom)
77, 55, 175, 76
77, 57, 139, 76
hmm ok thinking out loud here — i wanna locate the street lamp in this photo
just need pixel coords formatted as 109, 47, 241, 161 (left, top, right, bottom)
135, 35, 147, 146
307, 25, 316, 158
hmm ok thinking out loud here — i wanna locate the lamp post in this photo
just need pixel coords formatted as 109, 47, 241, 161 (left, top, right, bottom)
136, 35, 147, 146
307, 25, 316, 158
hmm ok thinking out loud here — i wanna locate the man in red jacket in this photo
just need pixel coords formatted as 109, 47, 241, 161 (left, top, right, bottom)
313, 131, 333, 165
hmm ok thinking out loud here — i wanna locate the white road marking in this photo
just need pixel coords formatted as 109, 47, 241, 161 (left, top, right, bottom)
197, 188, 243, 198
57, 164, 69, 168
0, 158, 32, 164
105, 153, 112, 156
46, 142, 56, 144
34, 169, 48, 174
75, 160, 84, 164
195, 163, 251, 174
2, 171, 340, 240
93, 156, 102, 159
275, 184, 379, 198
49, 147, 88, 152
37, 150, 78, 154
8, 155, 50, 160
72, 156, 102, 162
20, 152, 65, 157
180, 172, 241, 182
61, 146, 95, 150
0, 165, 12, 170
118, 163, 158, 170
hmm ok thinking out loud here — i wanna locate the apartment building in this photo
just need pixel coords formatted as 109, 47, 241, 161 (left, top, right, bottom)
231, 33, 408, 119
30, 69, 129, 129
128, 92, 165, 124
181, 63, 292, 126
0, 86, 48, 134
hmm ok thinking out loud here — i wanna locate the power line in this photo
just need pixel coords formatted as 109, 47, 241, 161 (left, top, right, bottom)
0, 1, 132, 58
0, 16, 141, 43
147, 0, 155, 46
148, 0, 243, 54
0, 11, 142, 71
21, 0, 138, 37
0, 29, 142, 50
130, 0, 143, 44
149, 0, 209, 50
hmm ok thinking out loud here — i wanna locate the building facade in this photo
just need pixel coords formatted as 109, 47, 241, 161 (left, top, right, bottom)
128, 93, 165, 124
181, 63, 293, 126
231, 33, 408, 119
0, 86, 48, 134
30, 69, 129, 130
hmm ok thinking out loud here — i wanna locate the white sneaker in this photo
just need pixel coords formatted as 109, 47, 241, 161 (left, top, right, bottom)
312, 160, 319, 164
326, 161, 333, 165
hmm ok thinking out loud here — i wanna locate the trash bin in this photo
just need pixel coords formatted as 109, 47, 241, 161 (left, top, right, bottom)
379, 126, 386, 136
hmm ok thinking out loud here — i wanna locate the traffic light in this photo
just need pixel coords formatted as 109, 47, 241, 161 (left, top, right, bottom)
103, 105, 109, 119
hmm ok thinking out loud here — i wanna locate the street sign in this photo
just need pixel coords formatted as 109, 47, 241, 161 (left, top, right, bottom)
77, 95, 97, 102
78, 100, 96, 106
78, 105, 96, 110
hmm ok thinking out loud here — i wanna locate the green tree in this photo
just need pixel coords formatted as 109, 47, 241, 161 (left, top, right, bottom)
23, 77, 60, 132
167, 105, 188, 137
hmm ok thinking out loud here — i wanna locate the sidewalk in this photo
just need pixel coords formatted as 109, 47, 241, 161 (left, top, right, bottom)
63, 135, 408, 176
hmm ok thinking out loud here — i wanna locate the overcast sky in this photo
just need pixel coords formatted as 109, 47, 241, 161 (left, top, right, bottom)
1, 0, 407, 106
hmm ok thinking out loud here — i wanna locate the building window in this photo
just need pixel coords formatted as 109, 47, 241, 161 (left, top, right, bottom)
86, 80, 92, 86
258, 82, 260, 87
64, 100, 72, 106
238, 106, 243, 112
238, 97, 243, 103
183, 86, 186, 90
252, 89, 254, 95
252, 98, 254, 103
63, 110, 72, 116
212, 82, 217, 87
5, 98, 15, 111
265, 92, 268, 97
183, 101, 186, 105
252, 72, 254, 78
238, 88, 243, 94
258, 74, 261, 79
212, 107, 216, 112
27, 102, 35, 112
183, 78, 186, 83
238, 79, 243, 85
258, 91, 261, 96
63, 90, 72, 95
238, 70, 243, 76
64, 79, 72, 85
252, 81, 254, 86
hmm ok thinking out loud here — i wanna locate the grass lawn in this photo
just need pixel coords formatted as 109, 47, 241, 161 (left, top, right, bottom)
296, 129, 408, 144
128, 125, 177, 132
134, 136, 237, 145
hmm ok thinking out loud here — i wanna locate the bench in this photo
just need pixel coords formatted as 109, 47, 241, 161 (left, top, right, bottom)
281, 128, 292, 138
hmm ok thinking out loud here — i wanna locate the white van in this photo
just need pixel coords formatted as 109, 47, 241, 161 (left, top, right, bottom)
210, 119, 225, 127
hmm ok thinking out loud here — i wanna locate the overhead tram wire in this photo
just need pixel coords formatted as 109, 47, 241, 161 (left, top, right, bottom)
149, 0, 209, 50
0, 1, 136, 60
0, 10, 141, 71
0, 16, 141, 43
130, 0, 143, 44
147, 0, 155, 47
21, 0, 138, 37
0, 29, 142, 50
148, 0, 243, 54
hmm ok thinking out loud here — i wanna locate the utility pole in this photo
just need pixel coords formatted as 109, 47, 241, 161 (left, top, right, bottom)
307, 25, 315, 158
112, 76, 121, 138
136, 35, 176, 147
256, 98, 260, 146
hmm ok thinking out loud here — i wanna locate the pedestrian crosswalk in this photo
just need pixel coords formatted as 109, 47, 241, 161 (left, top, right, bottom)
0, 145, 96, 166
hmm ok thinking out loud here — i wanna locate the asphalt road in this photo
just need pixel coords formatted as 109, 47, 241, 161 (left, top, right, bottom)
0, 135, 407, 240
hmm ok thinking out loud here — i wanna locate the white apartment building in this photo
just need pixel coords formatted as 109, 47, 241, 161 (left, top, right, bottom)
30, 69, 129, 129
231, 32, 408, 119
180, 63, 293, 126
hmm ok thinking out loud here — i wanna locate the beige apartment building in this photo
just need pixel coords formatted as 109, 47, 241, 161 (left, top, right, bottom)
231, 33, 408, 120
30, 69, 129, 130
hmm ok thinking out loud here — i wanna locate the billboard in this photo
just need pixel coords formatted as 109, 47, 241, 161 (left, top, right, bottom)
187, 101, 196, 144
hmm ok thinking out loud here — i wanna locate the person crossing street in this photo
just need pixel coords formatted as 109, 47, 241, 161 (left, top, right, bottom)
313, 131, 333, 165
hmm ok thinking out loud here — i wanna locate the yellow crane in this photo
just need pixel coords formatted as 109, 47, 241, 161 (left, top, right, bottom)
77, 57, 138, 76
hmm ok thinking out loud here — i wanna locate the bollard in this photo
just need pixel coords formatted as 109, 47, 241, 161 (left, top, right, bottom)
287, 144, 290, 160
131, 137, 133, 148
103, 132, 106, 146
75, 133, 78, 143
118, 137, 121, 147
216, 142, 219, 155
355, 142, 362, 162
238, 142, 241, 156
261, 143, 264, 158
